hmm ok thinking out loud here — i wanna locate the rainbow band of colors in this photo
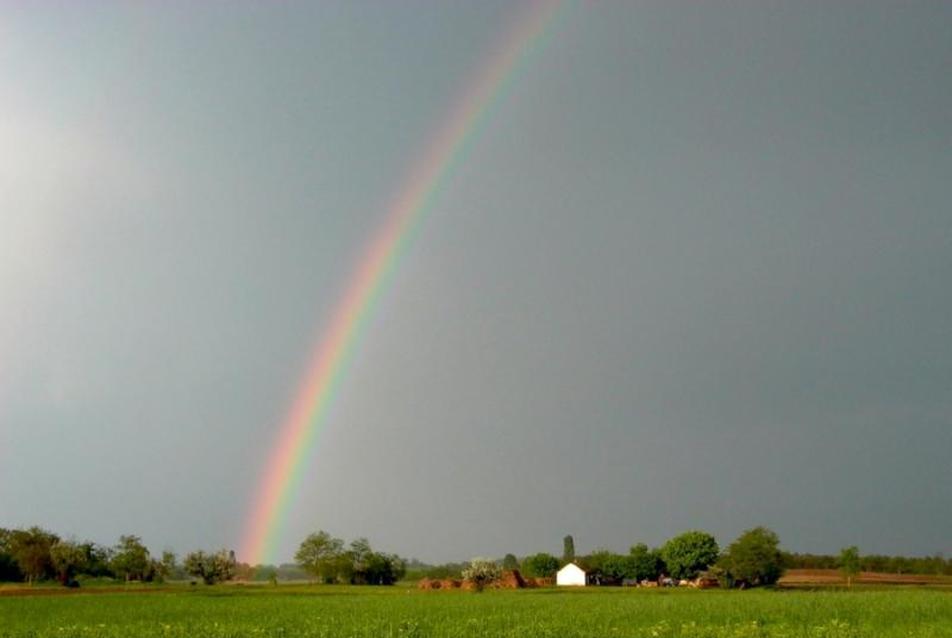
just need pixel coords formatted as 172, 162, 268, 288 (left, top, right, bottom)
241, 0, 569, 566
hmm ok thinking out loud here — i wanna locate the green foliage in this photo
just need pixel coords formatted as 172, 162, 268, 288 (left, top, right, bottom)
501, 553, 519, 571
628, 543, 664, 582
78, 542, 113, 578
583, 550, 629, 584
0, 528, 23, 582
661, 530, 719, 580
9, 527, 59, 583
361, 552, 406, 585
521, 552, 559, 578
0, 586, 950, 637
153, 551, 178, 583
110, 535, 151, 582
562, 535, 575, 564
717, 527, 784, 588
295, 531, 345, 583
295, 532, 405, 585
783, 550, 952, 576
183, 549, 235, 585
839, 546, 861, 587
49, 540, 88, 585
348, 538, 372, 575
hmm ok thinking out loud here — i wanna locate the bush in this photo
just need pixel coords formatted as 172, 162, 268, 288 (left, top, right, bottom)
462, 558, 502, 591
183, 550, 235, 585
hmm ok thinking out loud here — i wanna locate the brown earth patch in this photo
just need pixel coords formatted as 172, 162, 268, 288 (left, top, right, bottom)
779, 569, 952, 587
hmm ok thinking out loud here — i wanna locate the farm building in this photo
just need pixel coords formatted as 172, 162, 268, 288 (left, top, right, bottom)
556, 562, 586, 587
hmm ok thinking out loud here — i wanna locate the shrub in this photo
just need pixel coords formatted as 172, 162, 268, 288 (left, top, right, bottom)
462, 558, 502, 591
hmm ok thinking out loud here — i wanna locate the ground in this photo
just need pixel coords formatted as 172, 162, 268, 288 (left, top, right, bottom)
1, 582, 951, 638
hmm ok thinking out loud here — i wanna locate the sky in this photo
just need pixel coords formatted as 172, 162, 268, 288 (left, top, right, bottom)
1, 1, 950, 564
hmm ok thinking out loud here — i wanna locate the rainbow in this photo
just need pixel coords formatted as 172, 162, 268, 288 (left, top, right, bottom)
241, 1, 569, 565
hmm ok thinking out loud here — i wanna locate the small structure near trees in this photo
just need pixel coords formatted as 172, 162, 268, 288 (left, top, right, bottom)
556, 562, 586, 587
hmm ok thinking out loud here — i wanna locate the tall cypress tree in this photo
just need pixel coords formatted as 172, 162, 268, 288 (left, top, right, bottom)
563, 535, 575, 564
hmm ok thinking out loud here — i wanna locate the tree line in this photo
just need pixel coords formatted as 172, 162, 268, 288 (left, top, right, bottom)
414, 527, 952, 588
2, 523, 948, 587
0, 527, 236, 586
783, 550, 951, 576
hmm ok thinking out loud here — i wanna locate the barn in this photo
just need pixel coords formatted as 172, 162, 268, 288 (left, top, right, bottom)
556, 562, 586, 587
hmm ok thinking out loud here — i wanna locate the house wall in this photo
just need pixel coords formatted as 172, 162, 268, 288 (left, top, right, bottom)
556, 564, 586, 586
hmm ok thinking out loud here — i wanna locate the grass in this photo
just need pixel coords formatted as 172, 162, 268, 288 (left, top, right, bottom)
0, 584, 950, 637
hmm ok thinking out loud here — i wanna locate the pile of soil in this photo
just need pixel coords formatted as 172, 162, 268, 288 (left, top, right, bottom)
489, 570, 527, 589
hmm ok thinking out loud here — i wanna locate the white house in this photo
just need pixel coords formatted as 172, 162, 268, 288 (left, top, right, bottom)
556, 562, 586, 587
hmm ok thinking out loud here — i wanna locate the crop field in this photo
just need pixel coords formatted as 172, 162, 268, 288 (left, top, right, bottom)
1, 586, 951, 638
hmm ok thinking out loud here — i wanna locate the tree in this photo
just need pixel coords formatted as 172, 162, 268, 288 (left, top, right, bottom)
717, 527, 784, 588
362, 552, 406, 585
522, 553, 559, 579
628, 543, 664, 582
9, 527, 59, 584
154, 551, 177, 583
462, 558, 502, 591
184, 549, 235, 585
50, 540, 88, 585
592, 550, 630, 584
0, 528, 22, 582
111, 535, 151, 582
295, 531, 345, 583
79, 542, 113, 578
502, 553, 519, 571
661, 530, 719, 580
348, 538, 373, 582
583, 550, 628, 584
839, 546, 860, 588
563, 535, 575, 564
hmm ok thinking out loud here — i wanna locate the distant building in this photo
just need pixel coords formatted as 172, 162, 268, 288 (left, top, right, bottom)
556, 562, 586, 587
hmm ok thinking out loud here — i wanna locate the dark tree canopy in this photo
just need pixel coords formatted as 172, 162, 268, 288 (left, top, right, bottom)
718, 526, 784, 587
628, 543, 664, 582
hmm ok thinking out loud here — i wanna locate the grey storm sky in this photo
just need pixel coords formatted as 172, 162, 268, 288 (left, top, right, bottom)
1, 1, 950, 564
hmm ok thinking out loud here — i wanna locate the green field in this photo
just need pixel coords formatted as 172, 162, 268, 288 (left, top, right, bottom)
1, 586, 950, 638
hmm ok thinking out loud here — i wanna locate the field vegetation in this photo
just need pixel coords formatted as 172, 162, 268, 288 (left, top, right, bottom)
1, 585, 951, 637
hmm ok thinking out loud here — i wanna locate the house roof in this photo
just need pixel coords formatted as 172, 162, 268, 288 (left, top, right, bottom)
558, 562, 586, 574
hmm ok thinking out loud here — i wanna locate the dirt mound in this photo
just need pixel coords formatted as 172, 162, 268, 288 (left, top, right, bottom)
490, 570, 527, 589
